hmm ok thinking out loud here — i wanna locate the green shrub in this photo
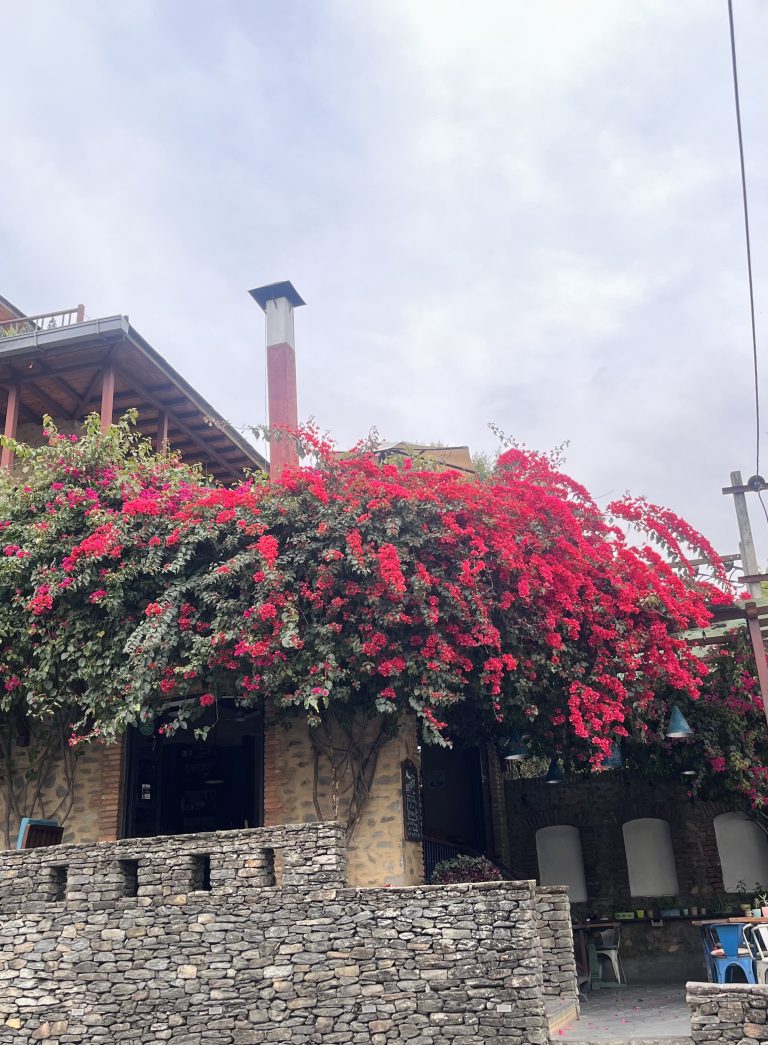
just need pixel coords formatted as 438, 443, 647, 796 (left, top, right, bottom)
430, 855, 503, 885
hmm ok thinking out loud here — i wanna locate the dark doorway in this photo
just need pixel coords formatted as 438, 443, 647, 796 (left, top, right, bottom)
421, 744, 491, 874
122, 701, 264, 838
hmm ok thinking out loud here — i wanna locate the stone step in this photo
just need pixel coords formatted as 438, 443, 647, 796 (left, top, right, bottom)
547, 996, 579, 1035
554, 1038, 692, 1045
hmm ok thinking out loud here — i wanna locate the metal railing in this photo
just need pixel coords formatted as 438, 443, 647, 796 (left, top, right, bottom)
423, 835, 527, 883
0, 305, 85, 339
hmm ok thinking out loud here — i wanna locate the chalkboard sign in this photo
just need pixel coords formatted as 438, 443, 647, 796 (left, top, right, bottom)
401, 759, 423, 842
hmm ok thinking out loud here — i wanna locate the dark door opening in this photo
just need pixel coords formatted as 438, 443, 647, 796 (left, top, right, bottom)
122, 702, 264, 838
421, 744, 491, 876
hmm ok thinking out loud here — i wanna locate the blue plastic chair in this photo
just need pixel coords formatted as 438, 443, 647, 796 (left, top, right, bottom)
709, 923, 757, 984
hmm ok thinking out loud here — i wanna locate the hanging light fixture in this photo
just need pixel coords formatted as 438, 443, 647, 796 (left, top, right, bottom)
666, 705, 694, 739
681, 769, 696, 777
544, 757, 563, 784
603, 741, 623, 769
502, 730, 529, 761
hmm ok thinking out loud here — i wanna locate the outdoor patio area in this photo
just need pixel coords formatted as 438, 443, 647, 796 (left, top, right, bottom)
556, 985, 692, 1042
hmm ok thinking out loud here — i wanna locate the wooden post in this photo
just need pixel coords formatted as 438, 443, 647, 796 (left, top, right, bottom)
726, 471, 768, 725
1, 384, 20, 470
100, 366, 115, 434
75, 304, 85, 323
156, 410, 169, 454
746, 603, 768, 727
729, 471, 762, 598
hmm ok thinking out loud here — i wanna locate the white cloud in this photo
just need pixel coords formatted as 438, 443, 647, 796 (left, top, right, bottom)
1, 0, 767, 561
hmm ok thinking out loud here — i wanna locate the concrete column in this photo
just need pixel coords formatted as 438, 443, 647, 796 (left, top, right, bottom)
1, 384, 20, 470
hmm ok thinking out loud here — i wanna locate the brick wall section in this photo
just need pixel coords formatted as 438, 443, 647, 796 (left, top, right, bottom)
687, 983, 768, 1043
0, 824, 549, 1045
486, 743, 511, 867
535, 885, 579, 1006
97, 740, 125, 841
506, 771, 732, 914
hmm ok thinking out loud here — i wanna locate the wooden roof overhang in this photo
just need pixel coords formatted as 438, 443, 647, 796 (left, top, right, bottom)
684, 597, 768, 727
0, 315, 267, 484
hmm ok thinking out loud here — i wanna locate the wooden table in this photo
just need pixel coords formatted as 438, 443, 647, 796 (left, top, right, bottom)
572, 921, 616, 986
692, 917, 768, 925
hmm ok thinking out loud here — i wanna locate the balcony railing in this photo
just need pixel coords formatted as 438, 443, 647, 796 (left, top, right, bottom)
0, 305, 85, 339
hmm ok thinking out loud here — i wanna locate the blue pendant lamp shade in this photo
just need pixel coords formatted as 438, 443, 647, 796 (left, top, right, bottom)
503, 729, 529, 761
544, 758, 563, 784
666, 705, 694, 739
603, 741, 623, 769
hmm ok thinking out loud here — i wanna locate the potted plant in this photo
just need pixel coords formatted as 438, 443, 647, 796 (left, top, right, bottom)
737, 880, 752, 915
659, 896, 681, 918
752, 884, 765, 918
756, 891, 768, 918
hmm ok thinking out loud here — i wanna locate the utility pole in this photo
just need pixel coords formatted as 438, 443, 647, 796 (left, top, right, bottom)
723, 470, 768, 723
728, 470, 762, 598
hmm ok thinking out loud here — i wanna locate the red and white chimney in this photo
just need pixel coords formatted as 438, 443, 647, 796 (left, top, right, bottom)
248, 281, 305, 479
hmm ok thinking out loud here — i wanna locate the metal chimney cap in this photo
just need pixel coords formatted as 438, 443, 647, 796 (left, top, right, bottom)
248, 281, 305, 312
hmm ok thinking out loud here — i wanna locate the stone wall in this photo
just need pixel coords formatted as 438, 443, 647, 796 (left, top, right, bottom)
264, 708, 424, 887
507, 772, 738, 977
535, 885, 579, 1004
0, 824, 550, 1045
687, 982, 768, 1043
506, 771, 736, 914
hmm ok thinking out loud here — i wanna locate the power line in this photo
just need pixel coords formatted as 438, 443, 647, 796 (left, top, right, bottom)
727, 0, 761, 476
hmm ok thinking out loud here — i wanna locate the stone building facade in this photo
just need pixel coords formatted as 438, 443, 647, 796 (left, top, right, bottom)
0, 714, 427, 888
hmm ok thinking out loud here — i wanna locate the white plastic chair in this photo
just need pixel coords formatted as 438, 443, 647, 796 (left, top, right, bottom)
746, 924, 768, 984
594, 925, 627, 984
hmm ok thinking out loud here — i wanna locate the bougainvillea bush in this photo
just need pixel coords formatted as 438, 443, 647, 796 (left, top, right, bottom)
0, 414, 762, 810
614, 630, 768, 809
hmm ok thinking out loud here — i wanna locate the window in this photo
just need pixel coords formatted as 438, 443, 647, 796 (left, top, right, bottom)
714, 812, 768, 892
622, 818, 679, 897
535, 825, 587, 902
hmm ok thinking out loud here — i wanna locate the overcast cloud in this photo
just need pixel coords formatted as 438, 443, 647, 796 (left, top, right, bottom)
1, 0, 767, 559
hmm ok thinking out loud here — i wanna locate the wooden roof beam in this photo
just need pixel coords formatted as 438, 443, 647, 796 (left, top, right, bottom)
113, 366, 244, 480
33, 360, 84, 412
72, 369, 107, 418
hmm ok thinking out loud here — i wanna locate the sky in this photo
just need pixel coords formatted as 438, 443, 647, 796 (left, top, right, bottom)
1, 0, 767, 560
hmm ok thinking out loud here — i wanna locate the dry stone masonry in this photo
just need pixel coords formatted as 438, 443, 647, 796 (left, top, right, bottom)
688, 982, 768, 1044
535, 886, 579, 1005
0, 823, 568, 1044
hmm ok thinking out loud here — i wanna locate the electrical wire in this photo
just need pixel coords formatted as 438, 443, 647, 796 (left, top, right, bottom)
758, 488, 768, 530
727, 0, 761, 477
